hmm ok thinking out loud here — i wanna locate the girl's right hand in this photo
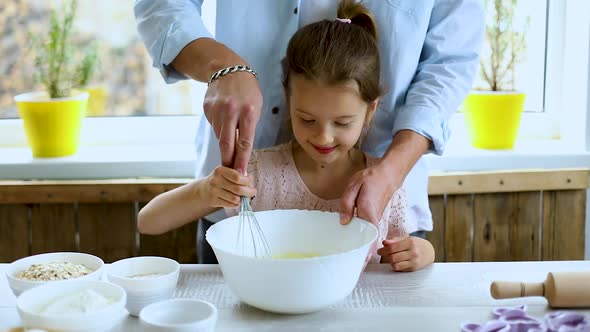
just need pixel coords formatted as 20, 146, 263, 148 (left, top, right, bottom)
204, 166, 257, 208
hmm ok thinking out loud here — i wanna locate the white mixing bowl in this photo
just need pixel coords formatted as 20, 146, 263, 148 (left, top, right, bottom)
206, 209, 378, 314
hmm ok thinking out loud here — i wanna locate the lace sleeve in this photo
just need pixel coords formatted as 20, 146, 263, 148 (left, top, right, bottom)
246, 151, 260, 191
385, 187, 409, 239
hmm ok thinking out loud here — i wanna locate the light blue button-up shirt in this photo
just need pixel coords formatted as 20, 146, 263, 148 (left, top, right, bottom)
135, 0, 484, 231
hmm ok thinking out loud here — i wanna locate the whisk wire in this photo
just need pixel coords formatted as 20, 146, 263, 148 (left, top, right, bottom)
235, 196, 271, 258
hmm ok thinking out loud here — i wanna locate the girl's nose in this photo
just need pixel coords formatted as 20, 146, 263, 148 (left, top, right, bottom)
315, 126, 333, 145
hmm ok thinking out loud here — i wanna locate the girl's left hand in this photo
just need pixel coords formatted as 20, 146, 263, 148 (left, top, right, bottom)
377, 236, 435, 272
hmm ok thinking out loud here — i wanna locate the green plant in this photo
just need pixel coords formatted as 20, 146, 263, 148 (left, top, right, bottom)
479, 0, 530, 91
32, 0, 98, 98
75, 43, 99, 88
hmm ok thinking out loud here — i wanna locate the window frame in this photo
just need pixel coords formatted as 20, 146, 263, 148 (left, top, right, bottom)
0, 0, 587, 152
448, 0, 588, 147
0, 115, 199, 148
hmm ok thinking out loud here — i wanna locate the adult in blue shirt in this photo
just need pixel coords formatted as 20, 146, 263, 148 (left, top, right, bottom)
135, 0, 484, 263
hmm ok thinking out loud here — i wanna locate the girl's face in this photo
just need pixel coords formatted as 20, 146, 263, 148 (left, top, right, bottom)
287, 75, 377, 166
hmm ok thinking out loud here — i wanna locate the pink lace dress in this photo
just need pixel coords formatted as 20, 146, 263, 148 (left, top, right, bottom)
227, 142, 410, 264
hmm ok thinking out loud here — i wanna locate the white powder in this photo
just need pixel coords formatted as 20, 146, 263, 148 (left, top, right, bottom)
40, 289, 114, 315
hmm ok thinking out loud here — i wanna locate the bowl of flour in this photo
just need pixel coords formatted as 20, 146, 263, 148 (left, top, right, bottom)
16, 280, 126, 332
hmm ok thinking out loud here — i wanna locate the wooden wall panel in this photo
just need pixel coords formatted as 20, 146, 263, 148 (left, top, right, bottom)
174, 221, 198, 263
139, 233, 178, 260
0, 180, 186, 204
472, 192, 541, 261
78, 203, 137, 263
0, 204, 29, 262
137, 203, 198, 263
511, 192, 541, 261
0, 174, 586, 263
445, 195, 474, 262
427, 196, 445, 262
137, 202, 177, 259
139, 223, 198, 263
542, 190, 586, 260
30, 204, 76, 254
429, 169, 588, 195
473, 193, 514, 261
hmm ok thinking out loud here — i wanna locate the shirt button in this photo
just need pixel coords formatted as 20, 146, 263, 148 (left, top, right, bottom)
271, 107, 279, 114
293, 7, 298, 14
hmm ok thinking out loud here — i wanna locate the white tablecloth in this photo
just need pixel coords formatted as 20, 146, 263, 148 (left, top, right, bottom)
2, 262, 590, 331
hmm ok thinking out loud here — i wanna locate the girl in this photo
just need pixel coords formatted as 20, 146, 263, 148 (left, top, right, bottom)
138, 0, 435, 272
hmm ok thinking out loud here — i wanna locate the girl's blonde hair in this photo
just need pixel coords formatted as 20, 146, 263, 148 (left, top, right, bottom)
282, 0, 383, 103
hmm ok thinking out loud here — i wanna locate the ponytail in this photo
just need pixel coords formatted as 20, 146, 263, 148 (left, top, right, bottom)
337, 0, 378, 42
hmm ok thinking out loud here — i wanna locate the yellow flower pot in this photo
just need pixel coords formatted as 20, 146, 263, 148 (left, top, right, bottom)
14, 91, 88, 158
82, 85, 108, 117
463, 92, 526, 149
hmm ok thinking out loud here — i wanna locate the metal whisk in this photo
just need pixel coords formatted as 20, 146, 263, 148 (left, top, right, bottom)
235, 195, 272, 258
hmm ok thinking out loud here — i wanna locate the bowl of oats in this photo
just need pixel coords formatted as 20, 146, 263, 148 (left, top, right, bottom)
106, 256, 180, 316
6, 252, 105, 296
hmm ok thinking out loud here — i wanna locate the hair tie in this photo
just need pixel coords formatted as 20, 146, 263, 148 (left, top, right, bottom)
335, 18, 351, 24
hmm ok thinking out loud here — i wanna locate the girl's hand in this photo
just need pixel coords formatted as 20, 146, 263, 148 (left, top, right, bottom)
377, 236, 435, 272
203, 166, 256, 208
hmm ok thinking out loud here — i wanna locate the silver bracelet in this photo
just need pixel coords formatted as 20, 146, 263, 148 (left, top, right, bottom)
207, 65, 258, 86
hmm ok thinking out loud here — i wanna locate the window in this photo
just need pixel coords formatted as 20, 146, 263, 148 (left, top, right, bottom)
451, 0, 589, 144
0, 0, 203, 119
472, 0, 548, 113
1, 0, 217, 147
0, 0, 587, 149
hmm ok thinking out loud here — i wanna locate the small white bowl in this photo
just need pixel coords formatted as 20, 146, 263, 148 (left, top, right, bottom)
139, 299, 217, 332
106, 256, 180, 316
6, 252, 105, 296
17, 280, 127, 332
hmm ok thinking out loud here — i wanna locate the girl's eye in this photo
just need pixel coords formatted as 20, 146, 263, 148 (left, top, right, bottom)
335, 122, 351, 127
301, 118, 315, 124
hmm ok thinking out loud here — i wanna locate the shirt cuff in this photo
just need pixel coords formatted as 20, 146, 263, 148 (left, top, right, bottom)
393, 105, 449, 155
159, 20, 213, 84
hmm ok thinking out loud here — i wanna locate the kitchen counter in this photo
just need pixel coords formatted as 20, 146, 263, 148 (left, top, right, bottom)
1, 261, 590, 331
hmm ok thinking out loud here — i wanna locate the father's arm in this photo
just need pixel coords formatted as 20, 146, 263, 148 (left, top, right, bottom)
382, 0, 485, 177
340, 0, 484, 225
134, 0, 262, 171
134, 0, 243, 82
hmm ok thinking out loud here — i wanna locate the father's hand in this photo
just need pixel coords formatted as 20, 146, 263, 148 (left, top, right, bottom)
203, 71, 262, 173
339, 161, 402, 226
339, 130, 430, 226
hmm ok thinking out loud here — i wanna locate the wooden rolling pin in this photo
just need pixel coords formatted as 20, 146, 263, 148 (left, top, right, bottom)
490, 271, 590, 308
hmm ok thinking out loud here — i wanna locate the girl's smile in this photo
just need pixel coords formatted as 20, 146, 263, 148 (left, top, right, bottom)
312, 144, 337, 154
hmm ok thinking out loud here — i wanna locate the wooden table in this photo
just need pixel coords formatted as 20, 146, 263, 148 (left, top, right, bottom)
1, 262, 589, 331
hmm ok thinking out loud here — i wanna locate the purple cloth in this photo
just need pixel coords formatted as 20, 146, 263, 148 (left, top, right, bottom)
461, 306, 590, 332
